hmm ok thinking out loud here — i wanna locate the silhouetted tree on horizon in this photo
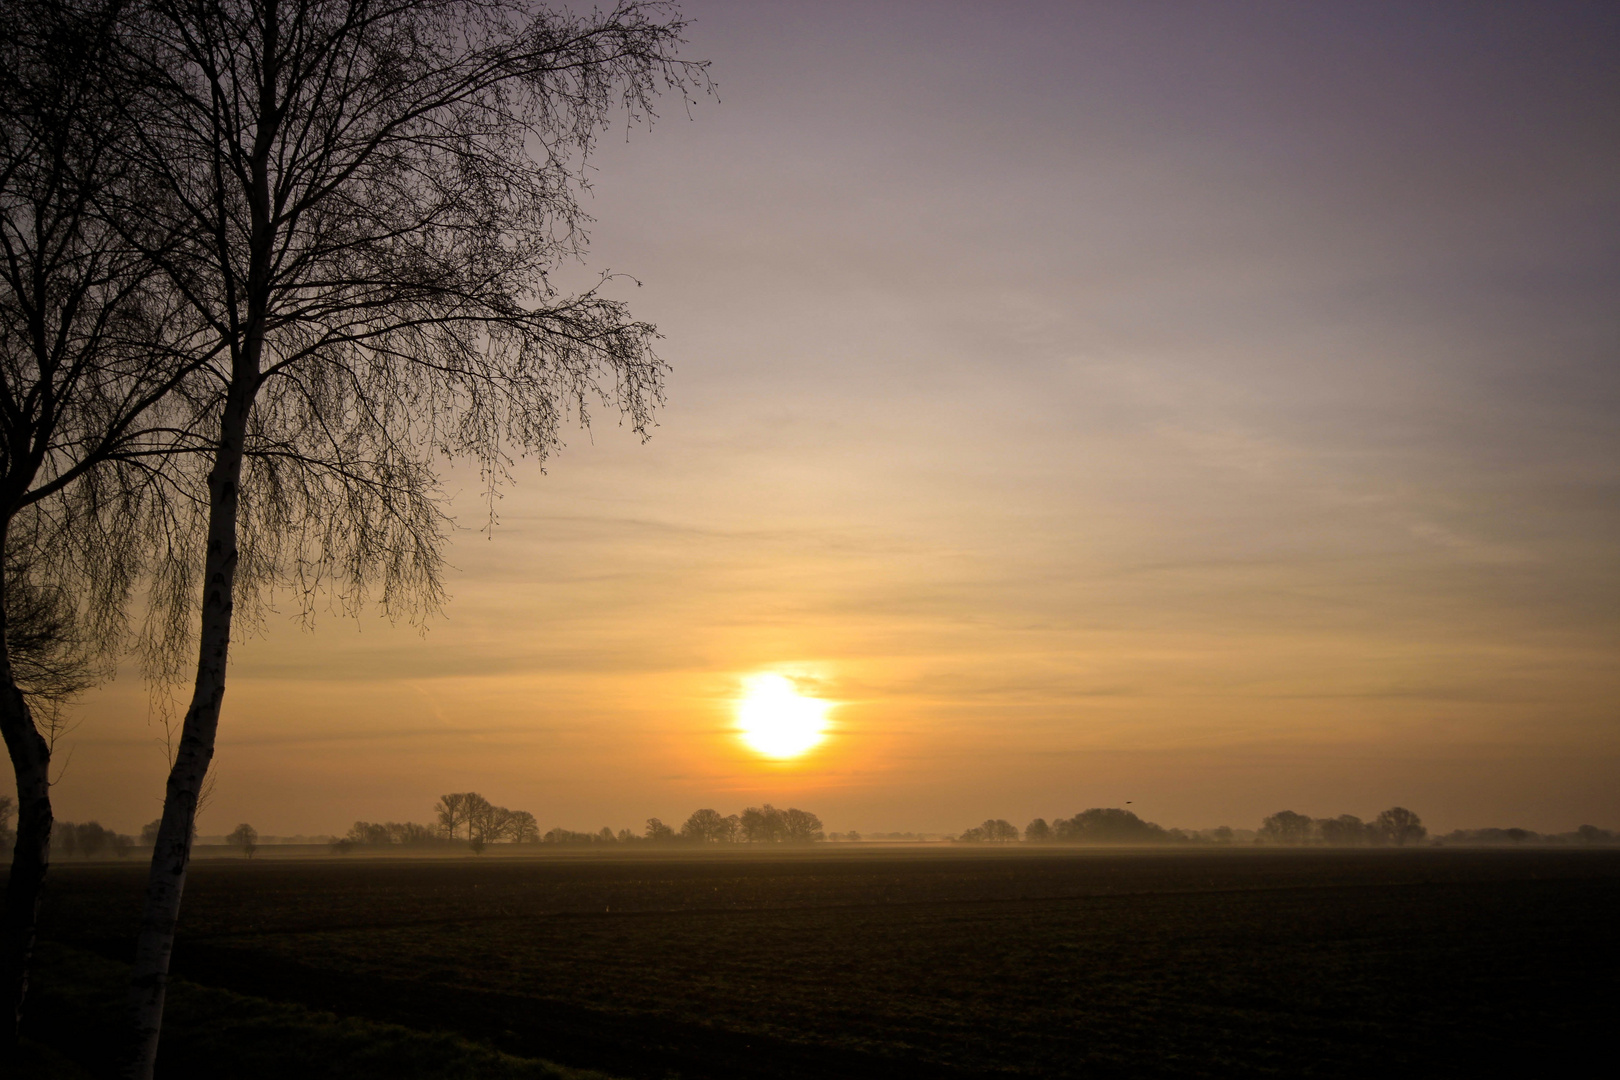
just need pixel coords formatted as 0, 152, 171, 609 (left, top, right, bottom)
426, 794, 536, 847
1375, 806, 1426, 846
1050, 808, 1169, 844
680, 808, 732, 843
47, 821, 132, 860
1261, 810, 1316, 845
510, 811, 541, 845
1317, 814, 1371, 846
735, 804, 823, 844
959, 819, 1019, 843
226, 823, 257, 858
435, 794, 474, 843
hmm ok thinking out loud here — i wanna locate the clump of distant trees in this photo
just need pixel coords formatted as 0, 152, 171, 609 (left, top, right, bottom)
48, 820, 133, 859
958, 819, 1020, 843
1257, 811, 1620, 847
8, 808, 136, 859
341, 821, 449, 849
1440, 824, 1619, 846
692, 804, 824, 844
1259, 807, 1428, 846
951, 806, 1449, 846
332, 792, 540, 853
955, 808, 1179, 844
433, 793, 541, 851
329, 797, 825, 853
545, 805, 825, 846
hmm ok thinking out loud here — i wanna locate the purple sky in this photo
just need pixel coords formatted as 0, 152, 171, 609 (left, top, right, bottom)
61, 1, 1619, 838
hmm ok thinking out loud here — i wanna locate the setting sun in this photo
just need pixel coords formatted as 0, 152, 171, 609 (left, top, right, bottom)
734, 674, 832, 759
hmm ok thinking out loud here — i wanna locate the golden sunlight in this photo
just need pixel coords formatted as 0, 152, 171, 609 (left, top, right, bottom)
734, 673, 832, 759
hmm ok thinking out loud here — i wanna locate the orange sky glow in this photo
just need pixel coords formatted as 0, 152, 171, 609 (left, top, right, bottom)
48, 0, 1620, 838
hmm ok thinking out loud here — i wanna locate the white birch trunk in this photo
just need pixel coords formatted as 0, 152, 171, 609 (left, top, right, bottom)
122, 368, 254, 1077
125, 3, 281, 1071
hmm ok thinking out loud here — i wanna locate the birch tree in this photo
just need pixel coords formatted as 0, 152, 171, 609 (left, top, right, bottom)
116, 3, 705, 1071
0, 0, 212, 1038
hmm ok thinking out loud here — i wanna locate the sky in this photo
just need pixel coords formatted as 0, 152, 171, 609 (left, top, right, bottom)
55, 0, 1620, 838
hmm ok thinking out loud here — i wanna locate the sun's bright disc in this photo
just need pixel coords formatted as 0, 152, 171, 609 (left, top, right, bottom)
735, 674, 831, 759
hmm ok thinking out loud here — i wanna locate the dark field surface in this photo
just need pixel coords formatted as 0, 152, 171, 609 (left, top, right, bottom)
27, 847, 1620, 1078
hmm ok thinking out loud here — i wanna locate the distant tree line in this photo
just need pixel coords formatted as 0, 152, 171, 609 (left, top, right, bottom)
541, 805, 825, 846
48, 820, 134, 858
951, 806, 1618, 848
327, 798, 826, 853
1259, 807, 1428, 846
331, 792, 540, 854
340, 821, 450, 849
957, 808, 1185, 844
1440, 824, 1619, 846
959, 819, 1020, 843
946, 805, 1511, 846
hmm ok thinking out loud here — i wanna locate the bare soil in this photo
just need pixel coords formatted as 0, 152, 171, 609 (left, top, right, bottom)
23, 846, 1620, 1077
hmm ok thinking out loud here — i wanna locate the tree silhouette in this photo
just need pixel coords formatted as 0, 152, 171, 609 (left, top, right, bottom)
1260, 810, 1316, 845
1317, 814, 1370, 846
680, 808, 731, 843
1375, 807, 1426, 846
1024, 818, 1051, 843
958, 819, 1017, 843
346, 821, 445, 846
739, 805, 781, 843
0, 0, 219, 1033
731, 805, 825, 844
77, 823, 109, 859
118, 1, 706, 1059
470, 800, 513, 847
226, 823, 257, 858
781, 808, 824, 844
509, 811, 540, 845
435, 794, 474, 842
1052, 808, 1169, 844
346, 822, 391, 846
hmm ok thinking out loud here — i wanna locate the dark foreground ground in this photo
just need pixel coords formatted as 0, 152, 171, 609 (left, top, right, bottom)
13, 846, 1620, 1078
